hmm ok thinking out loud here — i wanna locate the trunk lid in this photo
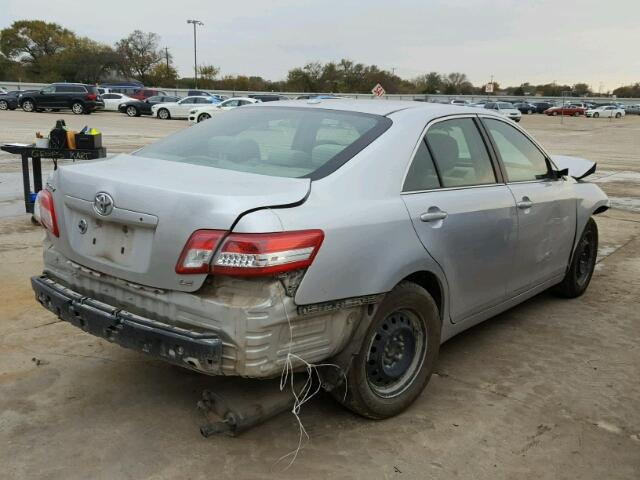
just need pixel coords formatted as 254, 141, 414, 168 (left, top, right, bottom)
50, 154, 310, 292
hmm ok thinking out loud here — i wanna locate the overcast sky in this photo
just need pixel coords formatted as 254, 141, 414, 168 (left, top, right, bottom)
4, 0, 639, 91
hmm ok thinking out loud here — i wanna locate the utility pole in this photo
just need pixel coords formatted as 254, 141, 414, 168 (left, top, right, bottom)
164, 47, 170, 69
186, 19, 204, 88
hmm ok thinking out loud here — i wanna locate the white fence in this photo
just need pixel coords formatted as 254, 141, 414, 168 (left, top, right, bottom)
1, 80, 637, 105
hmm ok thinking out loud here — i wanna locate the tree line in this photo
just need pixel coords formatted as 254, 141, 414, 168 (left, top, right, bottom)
1, 20, 637, 97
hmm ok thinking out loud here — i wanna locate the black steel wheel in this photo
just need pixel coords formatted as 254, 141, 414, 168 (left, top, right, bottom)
365, 309, 426, 398
553, 218, 598, 298
332, 282, 441, 419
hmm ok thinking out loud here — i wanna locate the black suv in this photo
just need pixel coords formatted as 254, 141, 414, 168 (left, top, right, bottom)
20, 83, 104, 114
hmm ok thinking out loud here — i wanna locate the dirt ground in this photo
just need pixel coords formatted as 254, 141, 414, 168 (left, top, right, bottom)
0, 109, 639, 479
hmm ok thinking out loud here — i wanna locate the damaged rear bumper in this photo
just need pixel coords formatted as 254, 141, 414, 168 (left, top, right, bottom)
31, 275, 223, 374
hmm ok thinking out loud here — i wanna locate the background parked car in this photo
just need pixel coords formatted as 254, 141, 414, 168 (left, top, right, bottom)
130, 88, 167, 101
98, 81, 143, 97
484, 101, 522, 122
187, 97, 261, 124
118, 95, 181, 117
0, 90, 22, 110
544, 104, 585, 116
530, 101, 554, 113
101, 93, 136, 111
585, 105, 625, 118
19, 83, 104, 114
0, 87, 7, 94
512, 102, 537, 114
248, 94, 288, 102
624, 104, 640, 115
152, 96, 218, 120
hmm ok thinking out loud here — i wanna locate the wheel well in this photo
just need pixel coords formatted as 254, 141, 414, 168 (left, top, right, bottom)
403, 271, 444, 320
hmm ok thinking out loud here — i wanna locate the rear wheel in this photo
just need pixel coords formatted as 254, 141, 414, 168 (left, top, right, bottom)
197, 112, 211, 122
527, 109, 533, 114
0, 100, 8, 110
552, 111, 558, 116
22, 99, 35, 112
332, 282, 441, 419
552, 218, 598, 298
71, 102, 85, 114
593, 113, 599, 118
126, 106, 139, 117
158, 108, 170, 120
615, 112, 622, 118
573, 111, 580, 117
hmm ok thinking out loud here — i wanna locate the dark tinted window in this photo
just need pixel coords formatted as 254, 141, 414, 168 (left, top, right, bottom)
403, 140, 440, 192
426, 118, 496, 187
484, 118, 548, 182
134, 107, 389, 179
102, 94, 118, 99
55, 85, 74, 93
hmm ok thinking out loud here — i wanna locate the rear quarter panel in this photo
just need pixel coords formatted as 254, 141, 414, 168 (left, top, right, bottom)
272, 108, 450, 311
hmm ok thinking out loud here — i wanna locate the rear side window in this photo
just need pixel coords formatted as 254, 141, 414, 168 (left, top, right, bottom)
483, 118, 549, 182
134, 107, 391, 179
403, 140, 440, 192
425, 118, 496, 187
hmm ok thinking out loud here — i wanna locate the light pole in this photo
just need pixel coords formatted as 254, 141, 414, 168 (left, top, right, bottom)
186, 19, 204, 88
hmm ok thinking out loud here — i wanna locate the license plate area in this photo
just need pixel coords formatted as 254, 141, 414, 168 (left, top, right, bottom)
66, 210, 155, 272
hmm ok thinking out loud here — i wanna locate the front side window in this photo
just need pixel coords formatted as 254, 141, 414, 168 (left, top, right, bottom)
403, 140, 440, 192
483, 118, 549, 182
134, 107, 389, 179
42, 86, 55, 93
425, 118, 496, 187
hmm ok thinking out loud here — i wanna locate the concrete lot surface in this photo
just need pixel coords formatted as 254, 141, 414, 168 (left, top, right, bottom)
0, 109, 639, 479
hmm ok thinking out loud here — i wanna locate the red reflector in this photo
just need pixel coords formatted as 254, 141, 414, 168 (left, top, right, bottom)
213, 230, 324, 276
175, 230, 226, 274
86, 93, 97, 101
33, 190, 59, 237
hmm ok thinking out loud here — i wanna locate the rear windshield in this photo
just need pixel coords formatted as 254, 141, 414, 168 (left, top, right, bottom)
134, 106, 391, 179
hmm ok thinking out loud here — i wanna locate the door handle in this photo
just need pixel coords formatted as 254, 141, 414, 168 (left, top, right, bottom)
420, 210, 448, 222
517, 197, 533, 209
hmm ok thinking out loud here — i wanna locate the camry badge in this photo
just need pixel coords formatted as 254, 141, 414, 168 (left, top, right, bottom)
93, 192, 114, 216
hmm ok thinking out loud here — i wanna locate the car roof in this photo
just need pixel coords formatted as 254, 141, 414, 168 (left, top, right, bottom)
255, 98, 494, 117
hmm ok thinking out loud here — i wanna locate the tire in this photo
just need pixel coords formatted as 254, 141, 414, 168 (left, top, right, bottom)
22, 99, 35, 112
332, 282, 441, 419
197, 112, 211, 122
593, 113, 599, 118
126, 106, 139, 117
158, 108, 170, 120
514, 118, 521, 122
527, 109, 533, 114
552, 218, 598, 298
615, 112, 621, 118
552, 111, 558, 116
71, 102, 85, 114
0, 100, 8, 110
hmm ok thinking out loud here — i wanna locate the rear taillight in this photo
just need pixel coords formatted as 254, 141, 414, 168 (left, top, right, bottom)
86, 93, 97, 101
33, 190, 59, 237
214, 230, 324, 276
175, 230, 226, 274
175, 229, 324, 276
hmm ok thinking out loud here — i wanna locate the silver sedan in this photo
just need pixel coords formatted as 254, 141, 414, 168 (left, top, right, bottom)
32, 100, 608, 419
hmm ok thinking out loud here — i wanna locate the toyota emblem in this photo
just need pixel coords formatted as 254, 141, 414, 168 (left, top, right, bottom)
93, 192, 114, 216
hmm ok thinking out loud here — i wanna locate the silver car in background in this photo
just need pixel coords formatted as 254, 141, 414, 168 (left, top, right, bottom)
32, 100, 608, 418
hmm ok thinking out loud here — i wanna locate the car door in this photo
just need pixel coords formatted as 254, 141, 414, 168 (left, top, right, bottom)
402, 116, 518, 323
176, 97, 197, 117
480, 116, 576, 296
37, 85, 56, 107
